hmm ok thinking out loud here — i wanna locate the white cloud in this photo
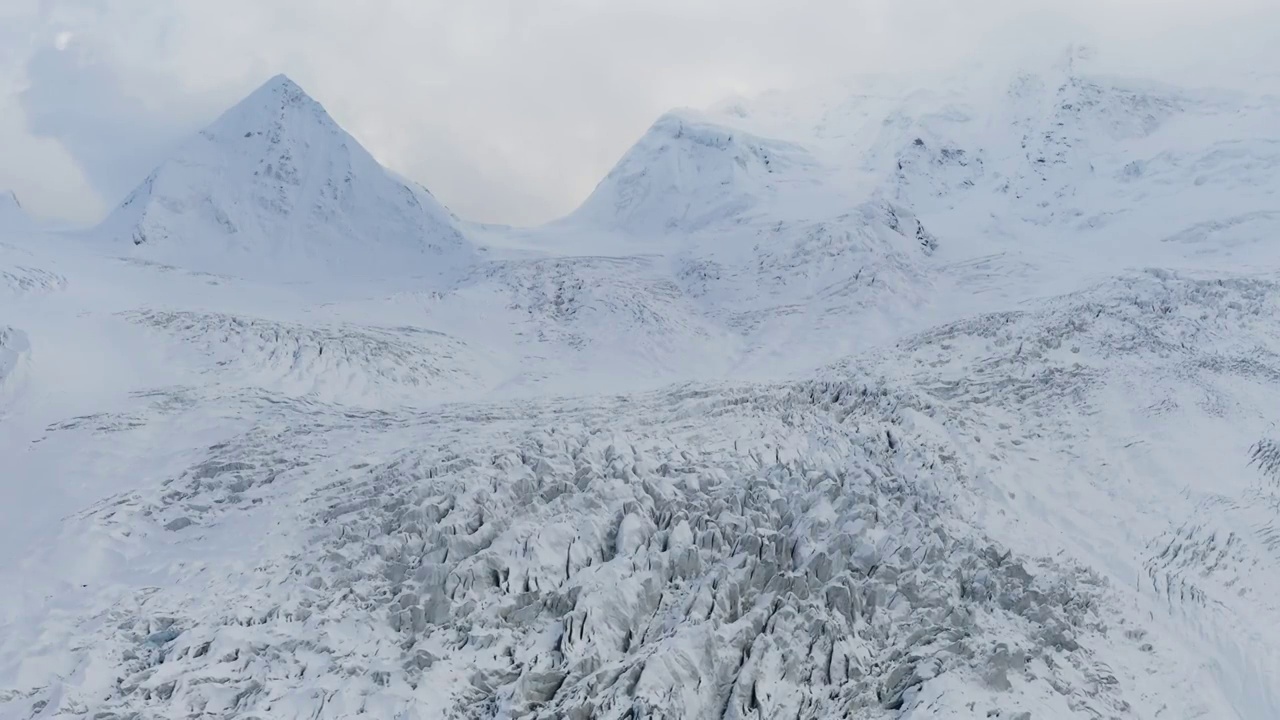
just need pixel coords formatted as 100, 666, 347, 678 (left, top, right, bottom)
1, 0, 1276, 225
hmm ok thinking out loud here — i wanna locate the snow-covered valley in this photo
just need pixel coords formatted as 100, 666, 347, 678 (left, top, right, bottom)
3, 49, 1280, 718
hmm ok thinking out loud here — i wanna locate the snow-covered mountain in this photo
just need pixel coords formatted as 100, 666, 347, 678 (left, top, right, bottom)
4, 51, 1280, 720
94, 75, 472, 281
567, 111, 838, 235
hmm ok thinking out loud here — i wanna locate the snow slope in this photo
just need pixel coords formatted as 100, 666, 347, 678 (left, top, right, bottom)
4, 52, 1280, 719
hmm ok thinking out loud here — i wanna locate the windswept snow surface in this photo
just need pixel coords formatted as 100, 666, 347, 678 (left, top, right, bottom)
4, 55, 1280, 719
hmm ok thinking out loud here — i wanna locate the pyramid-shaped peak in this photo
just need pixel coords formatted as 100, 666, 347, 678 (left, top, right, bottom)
239, 74, 315, 110
263, 73, 304, 93
200, 73, 336, 144
94, 72, 471, 280
567, 110, 823, 235
0, 190, 20, 210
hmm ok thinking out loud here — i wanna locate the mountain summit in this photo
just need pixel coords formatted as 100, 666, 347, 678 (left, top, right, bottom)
568, 111, 827, 236
97, 74, 470, 279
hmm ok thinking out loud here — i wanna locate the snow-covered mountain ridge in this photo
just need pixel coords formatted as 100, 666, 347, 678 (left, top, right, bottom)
3, 52, 1280, 719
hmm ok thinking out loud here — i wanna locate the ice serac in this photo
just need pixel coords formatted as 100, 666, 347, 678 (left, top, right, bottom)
570, 111, 823, 236
97, 74, 471, 279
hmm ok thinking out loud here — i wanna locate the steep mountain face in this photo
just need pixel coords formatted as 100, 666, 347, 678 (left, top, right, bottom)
96, 75, 471, 280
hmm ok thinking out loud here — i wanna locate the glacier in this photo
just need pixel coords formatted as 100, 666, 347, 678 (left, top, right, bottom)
2, 48, 1280, 719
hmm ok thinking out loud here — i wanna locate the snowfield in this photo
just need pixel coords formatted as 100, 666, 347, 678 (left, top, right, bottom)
2, 47, 1280, 719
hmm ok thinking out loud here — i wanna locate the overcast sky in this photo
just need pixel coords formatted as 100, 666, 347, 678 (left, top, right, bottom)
1, 0, 1276, 226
